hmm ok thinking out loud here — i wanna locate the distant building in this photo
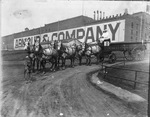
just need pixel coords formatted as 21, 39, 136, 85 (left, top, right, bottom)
132, 12, 150, 42
1, 12, 150, 50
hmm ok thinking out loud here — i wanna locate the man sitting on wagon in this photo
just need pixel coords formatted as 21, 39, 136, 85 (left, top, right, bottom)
100, 29, 111, 47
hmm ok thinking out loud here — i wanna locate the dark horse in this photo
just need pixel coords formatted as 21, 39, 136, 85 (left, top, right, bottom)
82, 40, 102, 66
57, 39, 79, 69
42, 41, 60, 71
32, 40, 45, 72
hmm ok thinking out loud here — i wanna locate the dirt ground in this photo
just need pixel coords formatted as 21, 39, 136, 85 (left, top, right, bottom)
1, 59, 148, 117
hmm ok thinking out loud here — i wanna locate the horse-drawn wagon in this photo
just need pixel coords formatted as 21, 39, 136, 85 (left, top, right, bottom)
24, 37, 147, 76
99, 40, 147, 63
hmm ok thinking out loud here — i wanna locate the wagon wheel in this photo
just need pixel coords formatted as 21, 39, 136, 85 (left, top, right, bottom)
124, 50, 134, 61
131, 48, 145, 61
108, 53, 116, 63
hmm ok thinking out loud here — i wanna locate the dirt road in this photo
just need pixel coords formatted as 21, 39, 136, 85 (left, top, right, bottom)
1, 61, 146, 117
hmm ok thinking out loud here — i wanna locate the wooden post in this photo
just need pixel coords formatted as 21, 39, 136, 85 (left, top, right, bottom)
134, 71, 138, 89
148, 46, 150, 117
104, 66, 107, 79
102, 62, 103, 70
124, 54, 125, 66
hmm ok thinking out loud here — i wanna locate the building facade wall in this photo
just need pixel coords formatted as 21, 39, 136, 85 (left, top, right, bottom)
124, 15, 140, 42
2, 12, 150, 50
132, 12, 150, 41
2, 34, 14, 50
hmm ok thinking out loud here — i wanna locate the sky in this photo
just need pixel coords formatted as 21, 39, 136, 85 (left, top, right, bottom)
1, 0, 149, 36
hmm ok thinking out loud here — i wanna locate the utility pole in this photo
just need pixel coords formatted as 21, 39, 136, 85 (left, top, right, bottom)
146, 3, 150, 117
148, 17, 150, 117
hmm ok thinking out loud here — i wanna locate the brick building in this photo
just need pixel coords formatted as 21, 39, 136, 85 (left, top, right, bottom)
1, 11, 150, 50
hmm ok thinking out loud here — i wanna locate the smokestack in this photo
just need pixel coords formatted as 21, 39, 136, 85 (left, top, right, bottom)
94, 11, 96, 20
100, 11, 102, 20
25, 27, 29, 31
97, 10, 99, 20
103, 12, 105, 19
124, 8, 128, 14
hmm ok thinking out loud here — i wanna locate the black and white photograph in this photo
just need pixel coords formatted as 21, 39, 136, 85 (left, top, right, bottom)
1, 0, 150, 117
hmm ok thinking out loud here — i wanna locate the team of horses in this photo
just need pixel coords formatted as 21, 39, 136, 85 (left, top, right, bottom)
25, 38, 106, 73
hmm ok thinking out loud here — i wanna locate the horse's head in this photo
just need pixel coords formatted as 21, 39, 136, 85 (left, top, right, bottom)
56, 40, 62, 50
34, 41, 40, 52
50, 41, 55, 48
79, 43, 85, 50
71, 43, 76, 50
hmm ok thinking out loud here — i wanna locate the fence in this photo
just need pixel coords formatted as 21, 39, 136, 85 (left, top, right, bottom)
102, 65, 149, 89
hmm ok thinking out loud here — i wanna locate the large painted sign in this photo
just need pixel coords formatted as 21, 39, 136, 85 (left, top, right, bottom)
14, 19, 125, 50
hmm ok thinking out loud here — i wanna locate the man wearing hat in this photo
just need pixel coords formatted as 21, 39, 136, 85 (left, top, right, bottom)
100, 29, 111, 47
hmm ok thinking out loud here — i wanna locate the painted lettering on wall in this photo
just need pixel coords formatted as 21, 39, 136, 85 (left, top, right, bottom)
14, 20, 125, 50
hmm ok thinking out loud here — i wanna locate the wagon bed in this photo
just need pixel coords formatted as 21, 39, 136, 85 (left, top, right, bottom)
100, 41, 147, 63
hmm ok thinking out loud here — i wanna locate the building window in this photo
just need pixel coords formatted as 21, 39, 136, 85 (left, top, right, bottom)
136, 31, 138, 36
131, 30, 133, 35
131, 22, 134, 28
136, 37, 138, 41
136, 24, 139, 30
131, 36, 133, 40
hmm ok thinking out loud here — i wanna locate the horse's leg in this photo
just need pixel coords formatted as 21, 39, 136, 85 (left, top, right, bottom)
61, 57, 65, 68
89, 56, 91, 66
72, 58, 74, 67
63, 58, 66, 69
36, 58, 39, 71
60, 57, 63, 68
79, 56, 82, 65
54, 57, 57, 71
42, 59, 46, 73
85, 56, 88, 65
39, 59, 42, 70
49, 57, 52, 70
73, 57, 75, 67
97, 54, 100, 64
32, 58, 35, 72
71, 58, 73, 67
57, 57, 60, 69
86, 56, 89, 66
30, 58, 33, 73
41, 59, 45, 73
50, 57, 54, 71
51, 57, 56, 71
86, 56, 89, 65
70, 58, 72, 67
72, 55, 76, 67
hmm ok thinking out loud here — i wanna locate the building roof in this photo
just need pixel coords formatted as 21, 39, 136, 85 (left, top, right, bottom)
44, 15, 94, 32
86, 13, 138, 26
3, 15, 94, 39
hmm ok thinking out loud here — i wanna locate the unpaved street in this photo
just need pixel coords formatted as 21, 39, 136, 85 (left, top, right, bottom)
1, 61, 146, 117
